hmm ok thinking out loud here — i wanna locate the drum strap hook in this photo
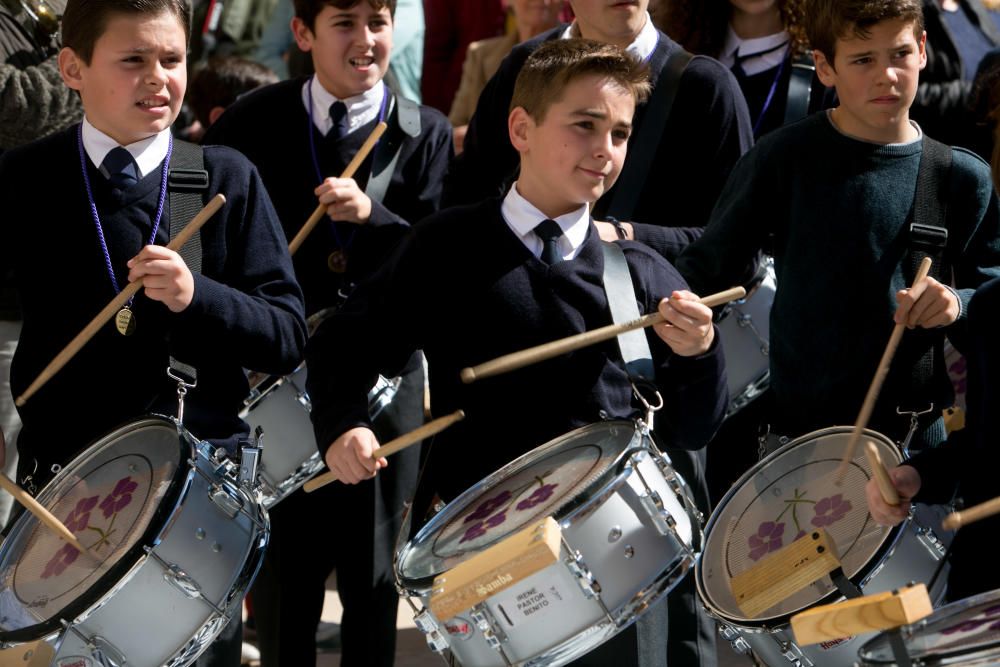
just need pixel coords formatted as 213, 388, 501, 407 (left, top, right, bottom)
631, 378, 663, 429
896, 404, 934, 455
167, 357, 198, 425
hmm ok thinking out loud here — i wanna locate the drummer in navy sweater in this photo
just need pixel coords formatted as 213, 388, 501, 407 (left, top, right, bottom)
307, 38, 728, 667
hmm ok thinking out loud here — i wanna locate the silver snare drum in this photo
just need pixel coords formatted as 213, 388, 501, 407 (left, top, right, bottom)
396, 421, 702, 667
718, 257, 774, 416
696, 427, 948, 666
0, 416, 267, 667
860, 589, 1000, 666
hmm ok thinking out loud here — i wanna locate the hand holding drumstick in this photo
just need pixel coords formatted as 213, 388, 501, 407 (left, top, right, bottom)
865, 463, 921, 526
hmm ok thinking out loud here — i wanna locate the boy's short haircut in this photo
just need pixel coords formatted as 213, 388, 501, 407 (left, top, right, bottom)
188, 56, 279, 126
293, 0, 396, 32
510, 39, 651, 123
806, 0, 924, 65
61, 0, 191, 64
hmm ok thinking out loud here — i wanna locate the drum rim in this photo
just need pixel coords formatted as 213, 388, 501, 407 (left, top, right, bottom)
395, 420, 646, 591
695, 425, 904, 627
0, 415, 192, 643
858, 589, 1000, 665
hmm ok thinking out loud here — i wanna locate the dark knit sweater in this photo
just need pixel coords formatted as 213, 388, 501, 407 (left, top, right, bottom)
306, 198, 728, 502
202, 78, 454, 315
0, 126, 306, 470
443, 26, 754, 261
677, 112, 1000, 444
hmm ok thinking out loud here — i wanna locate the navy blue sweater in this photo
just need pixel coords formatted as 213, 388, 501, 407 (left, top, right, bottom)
0, 126, 306, 471
306, 198, 728, 502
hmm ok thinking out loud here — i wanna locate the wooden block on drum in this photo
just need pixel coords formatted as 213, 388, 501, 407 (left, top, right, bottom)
0, 640, 54, 667
731, 529, 841, 618
791, 584, 933, 646
429, 516, 562, 621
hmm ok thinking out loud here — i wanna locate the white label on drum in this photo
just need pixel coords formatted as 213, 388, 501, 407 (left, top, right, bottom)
57, 658, 93, 667
492, 583, 568, 628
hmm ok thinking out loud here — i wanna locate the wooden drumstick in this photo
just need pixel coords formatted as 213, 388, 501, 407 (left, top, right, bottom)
15, 194, 227, 407
303, 409, 465, 493
942, 495, 1000, 531
837, 257, 933, 479
287, 121, 388, 257
0, 473, 97, 559
865, 441, 900, 506
461, 286, 746, 384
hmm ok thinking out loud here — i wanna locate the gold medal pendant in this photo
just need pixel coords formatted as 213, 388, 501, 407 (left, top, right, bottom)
327, 250, 348, 274
115, 307, 136, 336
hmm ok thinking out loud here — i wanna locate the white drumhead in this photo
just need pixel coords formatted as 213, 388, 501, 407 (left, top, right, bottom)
860, 589, 1000, 665
0, 417, 186, 637
396, 421, 644, 587
699, 427, 901, 623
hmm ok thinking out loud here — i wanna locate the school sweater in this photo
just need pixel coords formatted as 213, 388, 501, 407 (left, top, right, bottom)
444, 26, 754, 261
202, 78, 454, 315
306, 198, 728, 503
677, 112, 1000, 445
0, 126, 307, 471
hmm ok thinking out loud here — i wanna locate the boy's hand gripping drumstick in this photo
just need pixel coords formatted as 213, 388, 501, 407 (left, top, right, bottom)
15, 194, 226, 407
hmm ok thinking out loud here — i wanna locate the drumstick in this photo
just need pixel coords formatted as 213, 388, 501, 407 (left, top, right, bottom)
287, 121, 388, 256
460, 286, 746, 384
942, 495, 1000, 531
15, 194, 227, 407
836, 257, 933, 479
303, 409, 465, 493
864, 441, 900, 506
0, 472, 97, 559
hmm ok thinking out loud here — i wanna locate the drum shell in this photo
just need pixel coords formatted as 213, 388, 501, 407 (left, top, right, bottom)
717, 258, 774, 416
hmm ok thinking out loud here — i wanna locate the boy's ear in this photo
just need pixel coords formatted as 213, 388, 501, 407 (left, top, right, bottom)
917, 30, 927, 70
508, 106, 533, 153
58, 47, 84, 91
291, 16, 314, 52
813, 49, 837, 88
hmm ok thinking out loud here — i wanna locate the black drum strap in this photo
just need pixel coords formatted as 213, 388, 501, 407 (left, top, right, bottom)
167, 139, 209, 275
783, 52, 815, 126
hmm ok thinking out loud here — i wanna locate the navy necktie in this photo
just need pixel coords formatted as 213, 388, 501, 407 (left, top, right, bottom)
102, 147, 139, 189
329, 101, 349, 140
534, 219, 564, 265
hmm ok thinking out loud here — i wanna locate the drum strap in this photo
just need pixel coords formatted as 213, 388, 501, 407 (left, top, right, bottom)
167, 139, 209, 275
600, 240, 655, 382
364, 89, 420, 205
782, 52, 815, 126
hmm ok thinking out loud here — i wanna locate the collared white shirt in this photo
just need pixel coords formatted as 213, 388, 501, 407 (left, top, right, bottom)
501, 183, 590, 262
81, 118, 171, 179
562, 11, 658, 63
719, 27, 790, 77
302, 76, 386, 136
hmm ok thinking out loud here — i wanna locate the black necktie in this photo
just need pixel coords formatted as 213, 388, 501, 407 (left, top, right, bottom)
329, 101, 349, 140
534, 219, 564, 265
102, 146, 139, 189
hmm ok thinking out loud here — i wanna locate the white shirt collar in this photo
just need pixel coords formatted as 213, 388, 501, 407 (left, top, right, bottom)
81, 118, 171, 179
719, 27, 790, 76
562, 11, 658, 63
501, 183, 590, 261
302, 76, 386, 137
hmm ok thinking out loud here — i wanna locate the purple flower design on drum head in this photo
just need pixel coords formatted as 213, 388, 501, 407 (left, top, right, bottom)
99, 476, 138, 519
64, 496, 100, 533
41, 542, 81, 579
811, 494, 852, 528
516, 484, 559, 511
459, 511, 508, 544
464, 490, 512, 524
748, 521, 785, 561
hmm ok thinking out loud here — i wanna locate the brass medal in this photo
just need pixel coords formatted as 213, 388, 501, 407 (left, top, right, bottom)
115, 307, 136, 336
327, 250, 348, 274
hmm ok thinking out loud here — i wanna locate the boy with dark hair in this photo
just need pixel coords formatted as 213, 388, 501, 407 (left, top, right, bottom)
188, 55, 279, 129
202, 1, 452, 665
307, 37, 727, 667
0, 0, 307, 664
677, 0, 1000, 461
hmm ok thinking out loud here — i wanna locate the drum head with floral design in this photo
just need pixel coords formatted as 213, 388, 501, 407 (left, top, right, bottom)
698, 427, 901, 623
397, 421, 642, 586
0, 418, 185, 637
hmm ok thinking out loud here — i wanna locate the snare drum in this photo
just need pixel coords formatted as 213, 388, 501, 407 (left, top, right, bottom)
0, 416, 266, 666
859, 588, 1000, 666
697, 427, 948, 666
718, 257, 774, 416
396, 421, 701, 667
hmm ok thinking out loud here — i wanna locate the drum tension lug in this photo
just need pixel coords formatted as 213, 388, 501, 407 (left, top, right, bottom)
410, 607, 450, 655
238, 427, 263, 491
470, 604, 512, 663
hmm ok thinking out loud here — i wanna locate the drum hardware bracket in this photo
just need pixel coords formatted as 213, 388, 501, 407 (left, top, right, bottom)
717, 625, 753, 657
631, 380, 663, 430
146, 547, 226, 616
896, 404, 934, 455
469, 604, 513, 665
60, 621, 128, 667
631, 451, 682, 537
410, 606, 450, 655
561, 537, 616, 624
237, 427, 263, 491
167, 365, 197, 425
829, 567, 863, 600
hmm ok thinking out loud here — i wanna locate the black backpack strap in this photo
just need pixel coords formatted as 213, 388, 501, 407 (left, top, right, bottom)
365, 89, 420, 205
601, 240, 654, 382
783, 52, 815, 126
605, 48, 693, 221
168, 139, 209, 274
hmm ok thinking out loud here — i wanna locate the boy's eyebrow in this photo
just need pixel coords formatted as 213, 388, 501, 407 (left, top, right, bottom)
569, 109, 633, 130
843, 42, 914, 59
